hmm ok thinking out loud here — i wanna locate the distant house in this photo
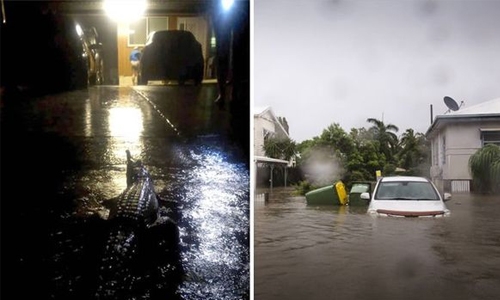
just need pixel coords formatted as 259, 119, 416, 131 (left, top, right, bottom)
253, 106, 292, 160
253, 106, 294, 189
425, 97, 500, 193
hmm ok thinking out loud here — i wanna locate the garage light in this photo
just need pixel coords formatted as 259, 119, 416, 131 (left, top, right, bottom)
75, 23, 83, 37
222, 0, 234, 11
103, 0, 147, 22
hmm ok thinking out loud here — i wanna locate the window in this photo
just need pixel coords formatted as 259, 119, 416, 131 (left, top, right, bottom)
432, 139, 438, 166
263, 128, 272, 140
441, 136, 446, 165
128, 17, 169, 46
481, 130, 500, 146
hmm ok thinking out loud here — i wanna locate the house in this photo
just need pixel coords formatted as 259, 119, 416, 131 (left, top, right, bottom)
60, 1, 218, 85
253, 106, 291, 158
253, 106, 294, 189
425, 97, 500, 193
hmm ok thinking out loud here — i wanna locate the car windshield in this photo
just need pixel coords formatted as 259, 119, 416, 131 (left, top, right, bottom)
350, 183, 370, 193
374, 181, 440, 200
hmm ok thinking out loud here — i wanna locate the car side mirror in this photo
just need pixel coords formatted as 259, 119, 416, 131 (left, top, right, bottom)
443, 193, 452, 202
360, 192, 370, 200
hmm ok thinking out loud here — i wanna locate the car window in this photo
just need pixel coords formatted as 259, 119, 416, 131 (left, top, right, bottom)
350, 184, 370, 193
146, 31, 156, 45
375, 181, 440, 200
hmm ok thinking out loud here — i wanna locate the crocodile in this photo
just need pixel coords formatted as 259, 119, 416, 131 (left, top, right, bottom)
94, 150, 182, 300
112, 150, 160, 227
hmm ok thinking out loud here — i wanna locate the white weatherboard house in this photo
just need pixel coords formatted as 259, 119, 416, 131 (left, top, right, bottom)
253, 106, 290, 158
253, 106, 293, 189
426, 97, 500, 193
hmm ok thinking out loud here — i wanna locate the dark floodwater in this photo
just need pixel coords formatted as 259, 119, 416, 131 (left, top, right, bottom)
254, 188, 500, 300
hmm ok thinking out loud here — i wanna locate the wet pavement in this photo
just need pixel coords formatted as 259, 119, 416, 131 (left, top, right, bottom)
1, 84, 249, 300
254, 187, 500, 300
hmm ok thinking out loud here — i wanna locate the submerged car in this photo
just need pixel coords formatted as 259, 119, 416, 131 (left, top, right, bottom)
139, 30, 204, 85
362, 176, 451, 217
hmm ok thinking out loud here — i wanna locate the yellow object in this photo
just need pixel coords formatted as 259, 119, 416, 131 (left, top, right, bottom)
335, 181, 348, 205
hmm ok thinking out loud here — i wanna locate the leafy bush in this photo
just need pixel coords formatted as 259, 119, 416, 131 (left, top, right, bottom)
292, 180, 317, 196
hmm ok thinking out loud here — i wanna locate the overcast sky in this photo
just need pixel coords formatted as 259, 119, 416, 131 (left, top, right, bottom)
253, 0, 500, 142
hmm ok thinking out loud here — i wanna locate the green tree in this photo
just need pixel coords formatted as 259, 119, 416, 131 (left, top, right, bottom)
398, 128, 424, 170
263, 136, 297, 161
366, 118, 399, 163
277, 116, 290, 135
469, 144, 500, 194
319, 123, 355, 158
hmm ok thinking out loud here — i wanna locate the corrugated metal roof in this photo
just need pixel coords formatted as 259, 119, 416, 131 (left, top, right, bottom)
254, 156, 289, 164
448, 97, 500, 116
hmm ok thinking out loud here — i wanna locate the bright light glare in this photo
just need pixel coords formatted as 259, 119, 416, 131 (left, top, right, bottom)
109, 107, 143, 141
103, 0, 147, 22
221, 0, 234, 11
75, 23, 83, 37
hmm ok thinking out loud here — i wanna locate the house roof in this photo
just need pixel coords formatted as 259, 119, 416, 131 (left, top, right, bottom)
254, 106, 290, 139
447, 97, 500, 116
426, 97, 500, 137
57, 0, 214, 15
254, 156, 289, 165
254, 106, 272, 117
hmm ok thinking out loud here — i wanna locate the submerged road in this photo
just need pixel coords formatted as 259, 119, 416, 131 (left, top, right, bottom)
1, 84, 250, 300
255, 188, 500, 300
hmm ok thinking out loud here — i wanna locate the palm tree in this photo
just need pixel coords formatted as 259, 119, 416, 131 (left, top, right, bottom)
263, 136, 297, 161
263, 136, 297, 188
469, 144, 500, 194
262, 137, 281, 159
398, 128, 424, 170
366, 118, 399, 163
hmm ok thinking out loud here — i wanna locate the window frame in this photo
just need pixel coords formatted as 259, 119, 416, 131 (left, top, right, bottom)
480, 129, 500, 147
128, 17, 169, 47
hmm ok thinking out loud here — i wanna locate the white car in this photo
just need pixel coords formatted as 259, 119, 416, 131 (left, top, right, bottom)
361, 176, 451, 217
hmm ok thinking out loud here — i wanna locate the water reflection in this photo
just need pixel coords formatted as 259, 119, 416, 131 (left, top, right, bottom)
80, 88, 146, 201
177, 143, 249, 300
108, 107, 143, 141
4, 84, 249, 300
255, 188, 500, 300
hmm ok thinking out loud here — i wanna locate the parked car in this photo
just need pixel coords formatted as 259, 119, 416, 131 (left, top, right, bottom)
76, 24, 104, 86
138, 30, 204, 85
362, 176, 451, 217
1, 3, 88, 96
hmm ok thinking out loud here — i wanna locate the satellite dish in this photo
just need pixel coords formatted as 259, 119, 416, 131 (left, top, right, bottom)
444, 96, 460, 111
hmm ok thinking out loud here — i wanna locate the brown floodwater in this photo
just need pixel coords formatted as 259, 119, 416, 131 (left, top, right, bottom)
254, 187, 500, 300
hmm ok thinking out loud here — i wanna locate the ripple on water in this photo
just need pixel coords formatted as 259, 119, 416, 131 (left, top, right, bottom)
255, 188, 500, 300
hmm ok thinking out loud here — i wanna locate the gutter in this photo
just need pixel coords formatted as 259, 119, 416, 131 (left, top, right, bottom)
426, 113, 500, 138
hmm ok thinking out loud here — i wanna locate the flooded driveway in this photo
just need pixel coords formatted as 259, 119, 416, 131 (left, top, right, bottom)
254, 188, 500, 300
1, 85, 249, 300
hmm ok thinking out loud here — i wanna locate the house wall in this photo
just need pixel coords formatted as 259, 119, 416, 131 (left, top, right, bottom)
430, 119, 500, 192
442, 124, 480, 180
254, 111, 277, 157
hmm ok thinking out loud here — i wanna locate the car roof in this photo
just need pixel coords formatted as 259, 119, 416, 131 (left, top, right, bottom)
379, 176, 430, 183
152, 30, 195, 39
146, 30, 198, 45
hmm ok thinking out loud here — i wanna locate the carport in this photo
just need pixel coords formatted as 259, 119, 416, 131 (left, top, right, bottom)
254, 155, 289, 191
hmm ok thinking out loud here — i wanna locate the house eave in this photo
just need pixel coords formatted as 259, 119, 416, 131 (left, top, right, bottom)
254, 156, 289, 165
425, 113, 500, 138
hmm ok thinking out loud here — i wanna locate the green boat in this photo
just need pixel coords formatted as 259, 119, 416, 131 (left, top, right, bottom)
305, 181, 348, 205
